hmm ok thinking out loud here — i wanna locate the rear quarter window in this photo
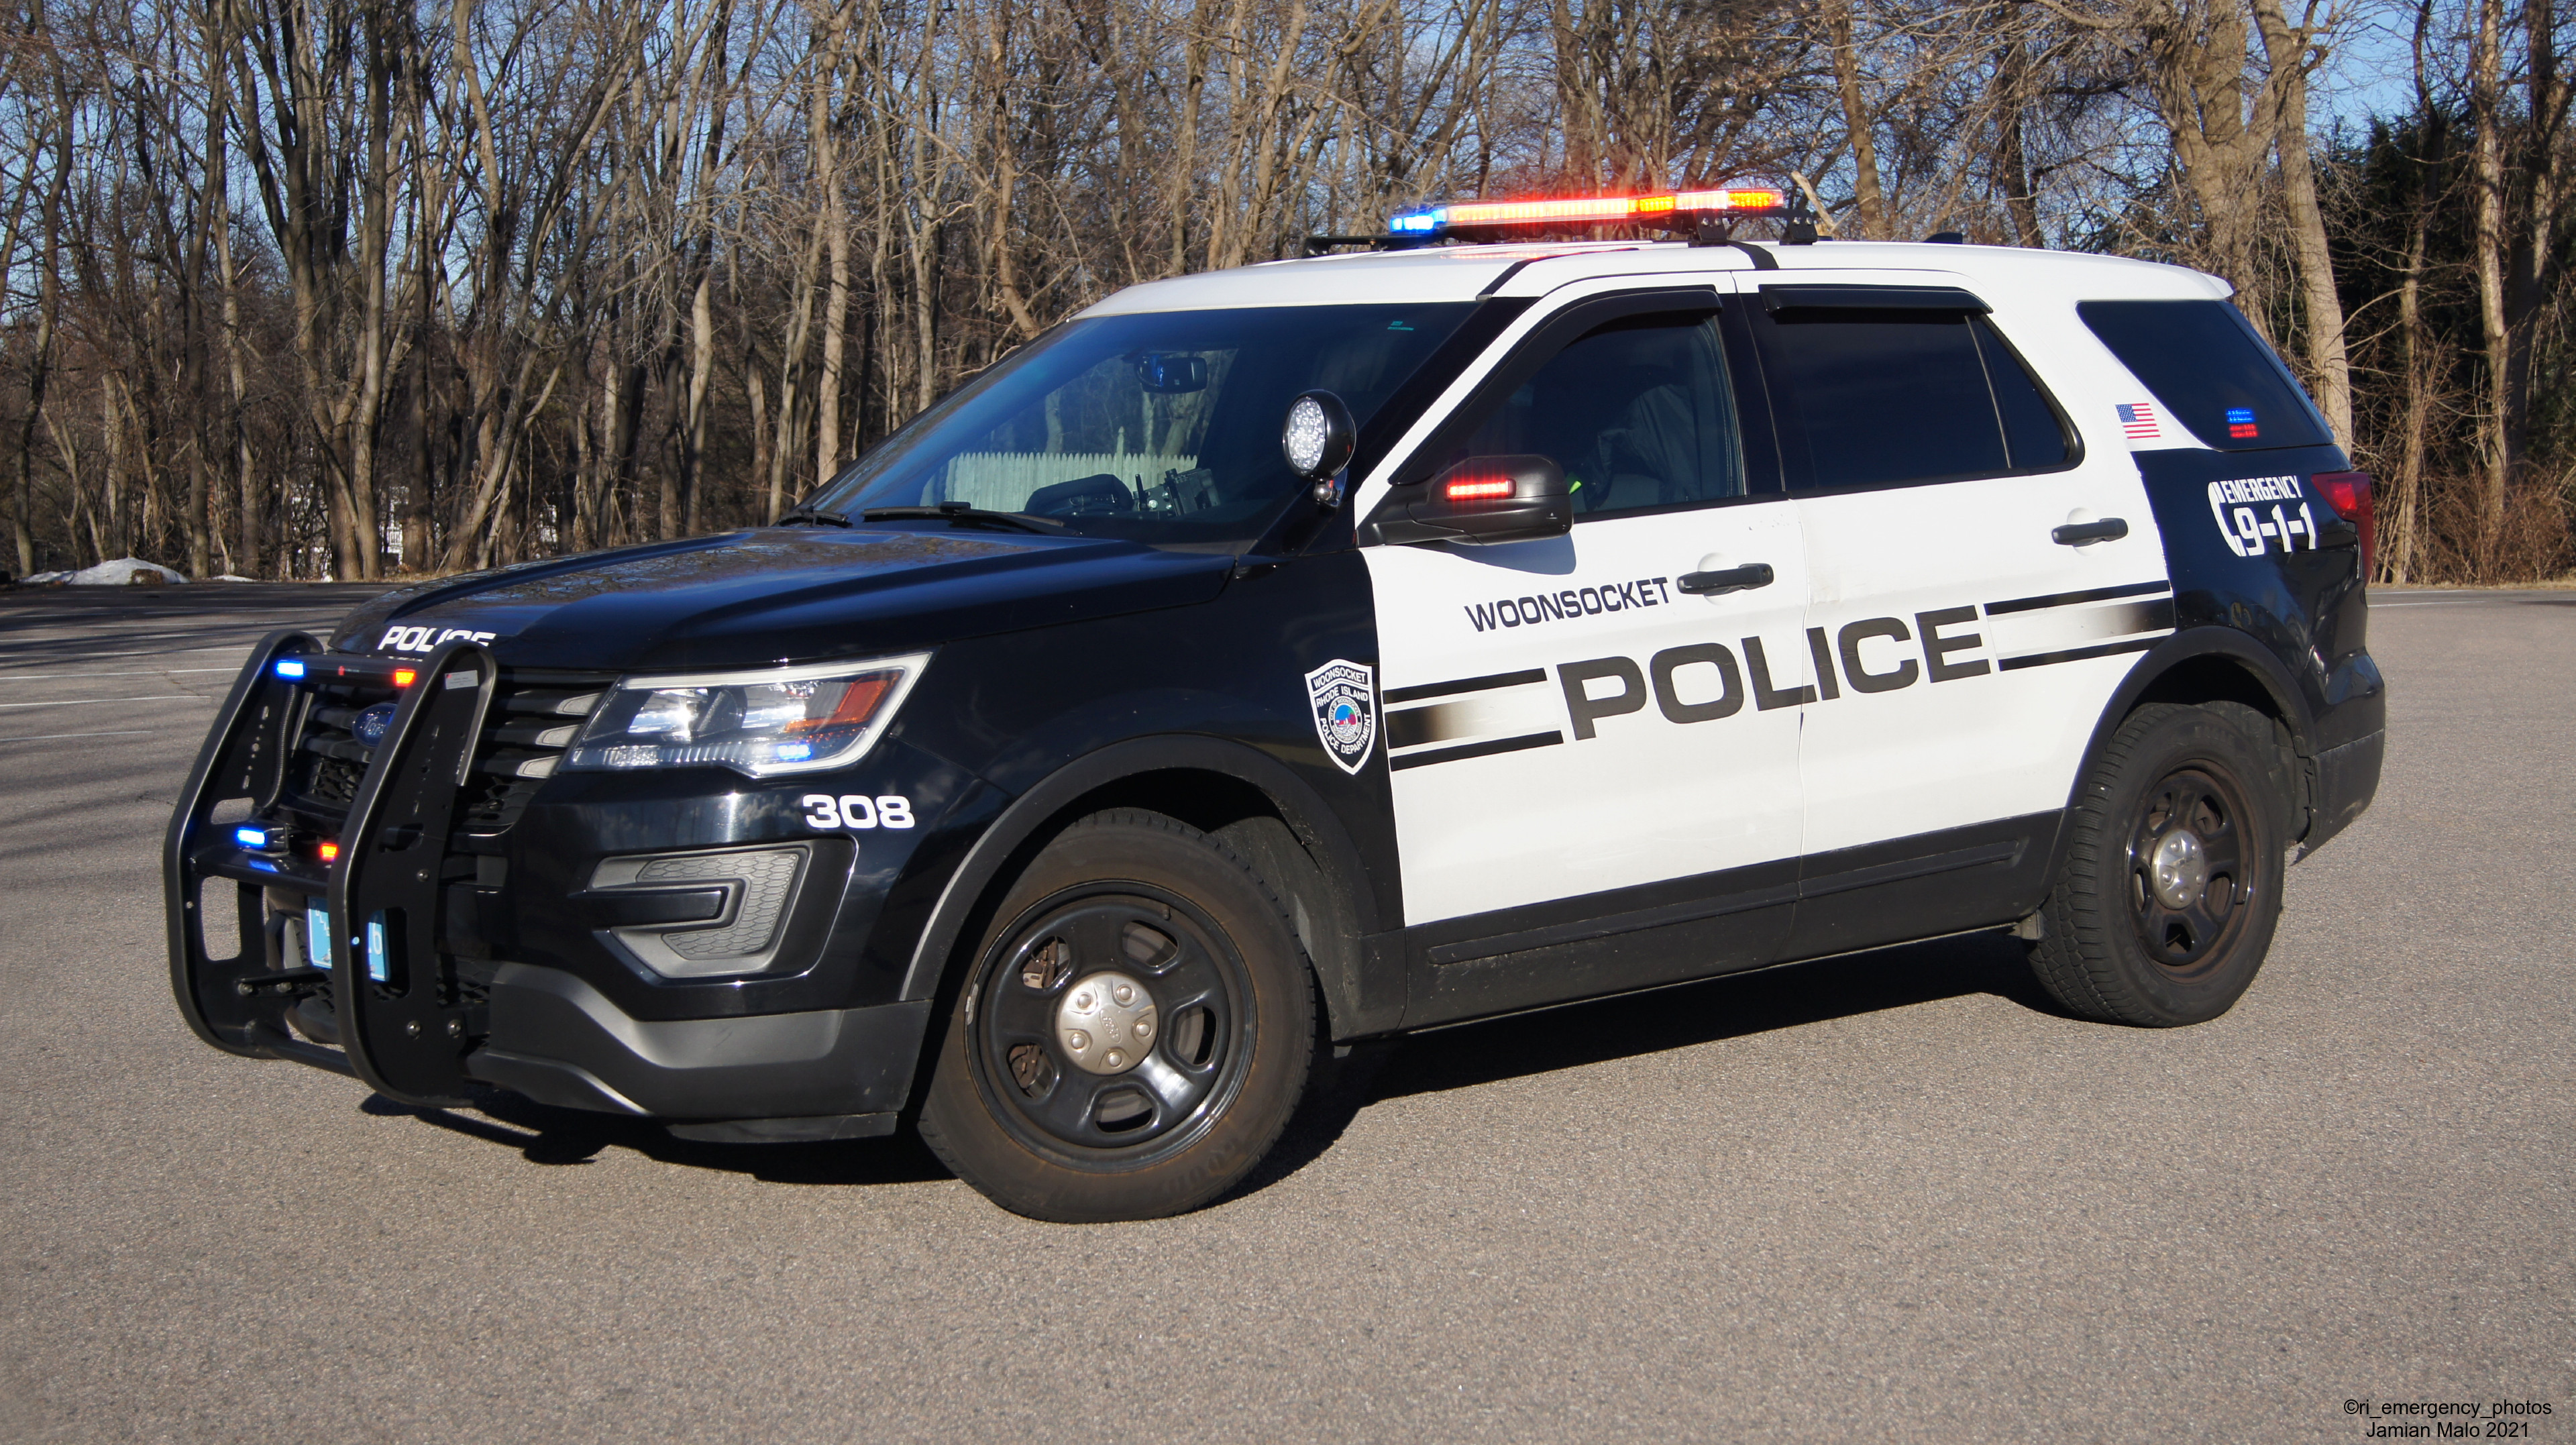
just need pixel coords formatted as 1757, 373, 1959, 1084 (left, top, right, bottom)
2076, 299, 2334, 451
1747, 305, 2074, 493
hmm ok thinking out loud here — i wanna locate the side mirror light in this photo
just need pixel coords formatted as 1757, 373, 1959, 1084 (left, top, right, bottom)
1368, 455, 1572, 546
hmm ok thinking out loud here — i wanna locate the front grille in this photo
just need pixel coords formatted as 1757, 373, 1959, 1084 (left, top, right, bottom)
278, 663, 610, 839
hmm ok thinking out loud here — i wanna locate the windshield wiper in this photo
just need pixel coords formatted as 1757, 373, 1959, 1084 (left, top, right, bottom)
860, 502, 1065, 535
776, 505, 853, 527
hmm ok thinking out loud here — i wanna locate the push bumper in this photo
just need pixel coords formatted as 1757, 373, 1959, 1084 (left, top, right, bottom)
465, 963, 930, 1135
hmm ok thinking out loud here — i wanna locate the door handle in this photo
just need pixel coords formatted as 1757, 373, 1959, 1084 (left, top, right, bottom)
1675, 562, 1775, 596
2052, 517, 2129, 545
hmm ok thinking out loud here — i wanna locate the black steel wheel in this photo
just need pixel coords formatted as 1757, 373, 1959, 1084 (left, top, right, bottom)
2027, 702, 2291, 1026
2124, 765, 2253, 977
918, 810, 1318, 1221
973, 892, 1248, 1156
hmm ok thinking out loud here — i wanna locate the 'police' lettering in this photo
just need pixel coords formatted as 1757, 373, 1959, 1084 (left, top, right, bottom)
1838, 618, 1919, 693
1650, 643, 1744, 723
1743, 637, 1817, 710
1916, 607, 1990, 682
1558, 657, 1648, 739
1805, 628, 1842, 702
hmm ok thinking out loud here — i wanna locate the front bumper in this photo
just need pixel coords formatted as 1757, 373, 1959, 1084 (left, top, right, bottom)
466, 964, 929, 1134
166, 633, 969, 1128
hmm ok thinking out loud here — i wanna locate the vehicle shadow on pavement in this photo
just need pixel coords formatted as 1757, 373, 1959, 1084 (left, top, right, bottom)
365, 1091, 957, 1187
364, 927, 2059, 1201
1225, 926, 2063, 1203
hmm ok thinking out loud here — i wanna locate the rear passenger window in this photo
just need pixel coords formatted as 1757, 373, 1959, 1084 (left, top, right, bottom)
1748, 304, 2072, 492
1448, 312, 1746, 517
2077, 299, 2333, 451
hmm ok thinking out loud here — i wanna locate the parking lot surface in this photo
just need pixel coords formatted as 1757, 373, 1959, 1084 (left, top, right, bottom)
0, 582, 2568, 1442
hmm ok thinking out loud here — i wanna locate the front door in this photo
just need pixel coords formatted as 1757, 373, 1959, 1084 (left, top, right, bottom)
1363, 286, 1813, 1005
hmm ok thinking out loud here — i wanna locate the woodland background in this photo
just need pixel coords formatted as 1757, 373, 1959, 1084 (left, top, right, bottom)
0, 0, 2563, 584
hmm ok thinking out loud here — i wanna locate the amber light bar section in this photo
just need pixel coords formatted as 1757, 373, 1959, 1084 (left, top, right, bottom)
1665, 187, 1785, 212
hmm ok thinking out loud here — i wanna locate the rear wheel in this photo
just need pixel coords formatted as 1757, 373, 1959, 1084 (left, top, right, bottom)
917, 810, 1318, 1221
2027, 702, 2290, 1026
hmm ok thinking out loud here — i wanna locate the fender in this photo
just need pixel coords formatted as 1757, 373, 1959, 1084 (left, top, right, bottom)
898, 733, 1392, 1038
2039, 625, 2318, 892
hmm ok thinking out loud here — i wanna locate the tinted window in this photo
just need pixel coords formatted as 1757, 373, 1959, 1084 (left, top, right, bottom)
1974, 320, 2073, 470
808, 303, 1477, 545
2077, 299, 2333, 451
1447, 312, 1746, 517
1750, 307, 2069, 492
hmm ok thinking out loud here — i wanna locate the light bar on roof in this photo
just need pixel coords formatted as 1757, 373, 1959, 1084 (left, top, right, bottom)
1444, 196, 1640, 226
1387, 186, 1789, 242
1667, 187, 1785, 213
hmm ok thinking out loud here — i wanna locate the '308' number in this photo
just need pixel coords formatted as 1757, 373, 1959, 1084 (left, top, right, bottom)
801, 794, 915, 830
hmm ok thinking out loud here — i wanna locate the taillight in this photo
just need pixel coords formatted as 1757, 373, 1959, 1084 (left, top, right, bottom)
2313, 471, 2374, 578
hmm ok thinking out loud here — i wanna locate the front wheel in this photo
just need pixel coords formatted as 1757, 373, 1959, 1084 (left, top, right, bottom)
917, 810, 1318, 1221
2026, 702, 2292, 1026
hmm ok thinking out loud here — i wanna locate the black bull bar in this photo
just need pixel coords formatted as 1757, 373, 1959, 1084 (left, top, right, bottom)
166, 633, 502, 1107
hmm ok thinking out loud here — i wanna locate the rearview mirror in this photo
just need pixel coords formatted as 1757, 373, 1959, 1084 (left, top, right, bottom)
1368, 456, 1572, 546
1138, 353, 1208, 394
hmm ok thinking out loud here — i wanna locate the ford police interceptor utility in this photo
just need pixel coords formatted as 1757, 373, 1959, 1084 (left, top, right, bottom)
166, 186, 2383, 1222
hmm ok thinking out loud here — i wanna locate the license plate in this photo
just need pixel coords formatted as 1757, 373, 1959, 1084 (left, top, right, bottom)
305, 901, 332, 970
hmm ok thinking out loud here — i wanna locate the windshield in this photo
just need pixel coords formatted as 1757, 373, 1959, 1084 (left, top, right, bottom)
806, 303, 1480, 546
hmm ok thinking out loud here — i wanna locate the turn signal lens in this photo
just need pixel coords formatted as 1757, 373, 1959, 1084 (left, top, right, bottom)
391, 667, 418, 688
1444, 477, 1516, 501
2313, 471, 2375, 578
318, 841, 341, 863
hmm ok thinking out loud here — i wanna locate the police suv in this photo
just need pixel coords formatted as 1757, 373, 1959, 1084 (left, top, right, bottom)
168, 186, 2383, 1222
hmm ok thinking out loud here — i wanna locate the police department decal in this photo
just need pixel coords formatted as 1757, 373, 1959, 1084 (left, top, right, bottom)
1304, 659, 1377, 774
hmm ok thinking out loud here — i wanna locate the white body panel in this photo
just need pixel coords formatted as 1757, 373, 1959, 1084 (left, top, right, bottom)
1066, 237, 2244, 930
1781, 270, 2176, 855
1370, 500, 1809, 922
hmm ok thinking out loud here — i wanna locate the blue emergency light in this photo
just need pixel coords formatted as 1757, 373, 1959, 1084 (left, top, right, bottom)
273, 658, 307, 680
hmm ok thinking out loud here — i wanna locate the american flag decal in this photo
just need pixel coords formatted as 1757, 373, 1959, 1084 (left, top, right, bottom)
2116, 403, 2159, 440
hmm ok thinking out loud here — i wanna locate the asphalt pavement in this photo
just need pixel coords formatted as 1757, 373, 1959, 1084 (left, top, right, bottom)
0, 582, 2568, 1442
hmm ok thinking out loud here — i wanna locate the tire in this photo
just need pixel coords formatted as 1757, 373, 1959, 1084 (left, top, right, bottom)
916, 809, 1320, 1221
2027, 702, 2292, 1026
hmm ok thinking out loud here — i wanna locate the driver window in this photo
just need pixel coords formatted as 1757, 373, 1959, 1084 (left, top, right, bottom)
1450, 311, 1745, 517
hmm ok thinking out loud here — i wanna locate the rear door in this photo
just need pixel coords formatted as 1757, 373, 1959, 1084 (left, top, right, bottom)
1362, 279, 1813, 1013
1740, 274, 2173, 955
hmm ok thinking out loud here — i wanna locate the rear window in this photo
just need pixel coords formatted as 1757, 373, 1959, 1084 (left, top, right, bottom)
1748, 307, 2074, 492
2077, 299, 2334, 451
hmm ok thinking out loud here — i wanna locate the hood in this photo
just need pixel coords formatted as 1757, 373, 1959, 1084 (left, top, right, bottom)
330, 527, 1236, 672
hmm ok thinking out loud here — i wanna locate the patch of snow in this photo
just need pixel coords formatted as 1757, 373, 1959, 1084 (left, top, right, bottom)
64, 557, 189, 586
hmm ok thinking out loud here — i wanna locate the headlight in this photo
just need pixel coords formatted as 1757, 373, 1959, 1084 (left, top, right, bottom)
561, 652, 930, 778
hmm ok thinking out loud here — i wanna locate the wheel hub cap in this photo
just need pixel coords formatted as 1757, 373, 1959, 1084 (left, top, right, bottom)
1055, 970, 1158, 1075
2148, 828, 2210, 910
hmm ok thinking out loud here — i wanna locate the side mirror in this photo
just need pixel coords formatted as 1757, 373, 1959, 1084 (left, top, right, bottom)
1368, 456, 1572, 546
1282, 390, 1357, 506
